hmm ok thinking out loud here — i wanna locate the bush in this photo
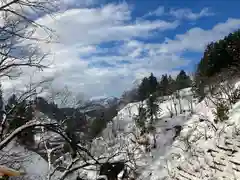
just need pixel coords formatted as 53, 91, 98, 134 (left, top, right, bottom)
213, 102, 229, 122
89, 117, 107, 138
134, 106, 146, 130
147, 123, 156, 132
230, 87, 240, 104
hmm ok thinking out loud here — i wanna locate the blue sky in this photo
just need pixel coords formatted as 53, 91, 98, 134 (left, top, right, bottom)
3, 0, 240, 100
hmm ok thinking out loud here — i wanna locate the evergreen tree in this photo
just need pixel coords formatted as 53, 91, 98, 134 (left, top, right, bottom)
138, 73, 158, 101
146, 94, 159, 124
6, 94, 17, 111
138, 77, 149, 101
175, 70, 192, 90
134, 104, 147, 131
167, 75, 176, 95
158, 74, 169, 96
146, 94, 159, 149
148, 73, 158, 95
192, 73, 206, 101
136, 73, 159, 137
89, 112, 107, 138
64, 116, 80, 158
6, 96, 35, 145
195, 29, 240, 95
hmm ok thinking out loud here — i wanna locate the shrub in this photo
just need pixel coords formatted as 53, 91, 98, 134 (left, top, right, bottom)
213, 102, 229, 122
230, 87, 240, 104
134, 106, 146, 130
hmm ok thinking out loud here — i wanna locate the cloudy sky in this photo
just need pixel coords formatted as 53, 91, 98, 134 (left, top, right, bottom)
3, 0, 240, 99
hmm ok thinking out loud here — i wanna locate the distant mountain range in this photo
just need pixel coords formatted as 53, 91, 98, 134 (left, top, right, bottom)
78, 96, 119, 113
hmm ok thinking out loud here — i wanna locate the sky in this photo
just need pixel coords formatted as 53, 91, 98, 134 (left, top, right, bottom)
3, 0, 240, 100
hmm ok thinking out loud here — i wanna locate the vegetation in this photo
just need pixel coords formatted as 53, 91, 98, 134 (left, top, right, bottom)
213, 102, 229, 122
89, 112, 107, 138
135, 70, 192, 103
1, 0, 240, 178
194, 29, 240, 99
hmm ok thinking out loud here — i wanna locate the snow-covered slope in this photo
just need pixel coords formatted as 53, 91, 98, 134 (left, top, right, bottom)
96, 86, 240, 180
4, 84, 240, 180
151, 99, 240, 180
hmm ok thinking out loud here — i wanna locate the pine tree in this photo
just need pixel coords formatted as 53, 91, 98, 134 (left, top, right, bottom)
146, 94, 159, 149
134, 104, 147, 131
167, 75, 176, 95
6, 94, 17, 111
6, 96, 35, 145
89, 112, 107, 138
195, 29, 240, 94
138, 77, 149, 101
148, 73, 158, 95
136, 73, 159, 137
158, 74, 169, 96
146, 94, 159, 124
192, 73, 206, 101
175, 70, 192, 90
138, 73, 158, 101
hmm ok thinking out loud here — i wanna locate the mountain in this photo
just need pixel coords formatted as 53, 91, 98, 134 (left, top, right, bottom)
34, 97, 88, 131
79, 96, 119, 113
91, 85, 240, 180
7, 81, 240, 180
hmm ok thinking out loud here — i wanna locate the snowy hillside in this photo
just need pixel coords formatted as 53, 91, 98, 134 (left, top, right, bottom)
90, 88, 196, 178
5, 84, 240, 180
95, 85, 240, 180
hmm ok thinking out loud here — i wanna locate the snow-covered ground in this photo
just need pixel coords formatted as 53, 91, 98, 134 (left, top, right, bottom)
98, 86, 240, 180
4, 85, 240, 180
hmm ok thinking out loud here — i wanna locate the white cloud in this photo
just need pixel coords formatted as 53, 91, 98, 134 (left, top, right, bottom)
1, 2, 239, 99
154, 6, 165, 16
169, 7, 214, 20
159, 18, 240, 53
34, 5, 178, 46
1, 2, 180, 98
145, 6, 164, 17
60, 0, 98, 7
145, 6, 214, 21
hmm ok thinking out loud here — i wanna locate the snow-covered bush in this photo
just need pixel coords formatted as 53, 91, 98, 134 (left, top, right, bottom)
230, 87, 240, 104
133, 104, 147, 131
213, 102, 229, 122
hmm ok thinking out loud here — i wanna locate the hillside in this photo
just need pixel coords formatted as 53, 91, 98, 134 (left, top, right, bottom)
89, 85, 240, 180
4, 84, 240, 180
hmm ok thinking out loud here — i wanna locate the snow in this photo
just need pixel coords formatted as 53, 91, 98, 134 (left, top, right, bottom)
94, 85, 240, 180
134, 86, 240, 180
93, 88, 197, 179
1, 141, 61, 180
5, 84, 240, 180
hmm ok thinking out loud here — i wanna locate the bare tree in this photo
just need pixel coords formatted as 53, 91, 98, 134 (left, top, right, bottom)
45, 86, 87, 109
0, 77, 53, 141
0, 0, 58, 142
186, 94, 194, 113
170, 94, 178, 116
0, 0, 60, 79
166, 103, 174, 118
0, 1, 64, 179
0, 2, 151, 179
202, 70, 240, 122
175, 90, 182, 114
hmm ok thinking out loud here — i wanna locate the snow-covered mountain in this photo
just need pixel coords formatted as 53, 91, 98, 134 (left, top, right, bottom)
95, 85, 240, 180
79, 97, 119, 112
5, 82, 240, 180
